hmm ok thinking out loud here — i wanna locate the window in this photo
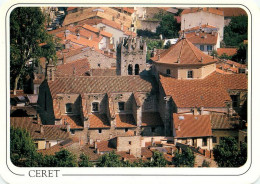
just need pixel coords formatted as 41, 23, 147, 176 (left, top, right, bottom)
187, 70, 193, 78
98, 129, 102, 134
65, 103, 73, 113
125, 128, 128, 132
118, 102, 125, 111
231, 95, 239, 108
151, 127, 155, 132
166, 69, 171, 75
129, 141, 131, 145
212, 136, 217, 143
135, 64, 139, 75
207, 45, 212, 51
98, 63, 101, 67
200, 45, 204, 51
202, 137, 207, 146
128, 64, 133, 75
92, 102, 99, 112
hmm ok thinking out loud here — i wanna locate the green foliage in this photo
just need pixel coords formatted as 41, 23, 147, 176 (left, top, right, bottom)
137, 29, 158, 39
210, 50, 218, 58
173, 147, 195, 167
146, 39, 164, 50
202, 159, 211, 167
213, 137, 247, 167
164, 40, 171, 49
97, 151, 122, 167
78, 153, 93, 167
10, 7, 58, 92
231, 43, 247, 64
219, 53, 232, 60
149, 150, 167, 167
156, 14, 180, 39
52, 149, 77, 167
223, 15, 248, 47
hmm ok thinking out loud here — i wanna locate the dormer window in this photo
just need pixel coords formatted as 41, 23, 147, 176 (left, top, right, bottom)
187, 70, 193, 79
166, 69, 171, 75
65, 103, 73, 114
118, 102, 125, 111
92, 102, 99, 112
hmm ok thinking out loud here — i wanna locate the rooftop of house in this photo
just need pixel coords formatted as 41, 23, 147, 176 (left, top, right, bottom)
56, 58, 90, 77
173, 114, 212, 138
181, 8, 224, 16
48, 75, 157, 98
216, 59, 247, 74
218, 8, 247, 17
90, 68, 117, 76
11, 106, 37, 117
115, 114, 136, 128
211, 113, 240, 129
151, 38, 217, 65
62, 7, 132, 28
159, 71, 247, 108
88, 113, 110, 129
182, 24, 218, 32
185, 31, 218, 45
60, 115, 83, 129
11, 117, 70, 140
217, 48, 237, 56
96, 140, 116, 152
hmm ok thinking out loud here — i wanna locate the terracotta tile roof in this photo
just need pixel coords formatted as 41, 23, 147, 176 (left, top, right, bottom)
186, 32, 218, 45
113, 7, 135, 14
215, 68, 232, 74
182, 24, 217, 33
181, 8, 224, 16
211, 113, 240, 129
97, 140, 116, 152
11, 117, 70, 140
217, 48, 237, 56
152, 38, 217, 65
173, 114, 212, 138
80, 145, 100, 161
91, 68, 117, 76
61, 115, 83, 129
216, 59, 246, 74
82, 24, 112, 38
48, 75, 156, 98
67, 7, 77, 11
141, 147, 153, 158
88, 113, 110, 128
218, 8, 247, 17
164, 154, 173, 163
116, 151, 136, 161
160, 72, 247, 108
56, 58, 90, 77
115, 114, 136, 128
141, 112, 163, 127
53, 99, 61, 119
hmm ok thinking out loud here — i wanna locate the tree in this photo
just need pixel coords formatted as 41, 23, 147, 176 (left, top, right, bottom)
97, 151, 122, 167
173, 147, 195, 167
10, 127, 44, 167
156, 14, 180, 39
231, 43, 247, 64
10, 7, 57, 94
219, 53, 232, 60
213, 137, 247, 167
52, 149, 77, 167
78, 153, 93, 167
149, 150, 167, 167
223, 15, 248, 47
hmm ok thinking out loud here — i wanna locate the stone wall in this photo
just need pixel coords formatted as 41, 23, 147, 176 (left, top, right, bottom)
116, 136, 142, 157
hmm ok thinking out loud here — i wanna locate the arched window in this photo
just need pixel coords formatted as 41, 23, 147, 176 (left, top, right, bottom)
128, 64, 133, 75
65, 103, 73, 113
187, 70, 193, 78
135, 64, 139, 75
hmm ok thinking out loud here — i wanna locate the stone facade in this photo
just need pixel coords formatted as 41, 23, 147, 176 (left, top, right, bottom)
116, 37, 147, 76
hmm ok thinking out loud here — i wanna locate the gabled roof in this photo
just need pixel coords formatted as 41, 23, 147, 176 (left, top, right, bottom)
88, 113, 110, 128
56, 58, 90, 77
48, 75, 156, 98
181, 8, 224, 16
116, 114, 136, 128
11, 117, 70, 140
211, 113, 240, 129
173, 114, 212, 138
182, 24, 218, 33
61, 115, 83, 129
218, 8, 247, 17
160, 72, 247, 108
151, 38, 217, 65
217, 48, 237, 56
186, 32, 218, 45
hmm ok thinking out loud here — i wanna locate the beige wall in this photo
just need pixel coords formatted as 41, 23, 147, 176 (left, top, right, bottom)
175, 137, 213, 150
56, 94, 81, 115
212, 130, 238, 147
88, 128, 112, 142
36, 140, 46, 150
116, 136, 141, 157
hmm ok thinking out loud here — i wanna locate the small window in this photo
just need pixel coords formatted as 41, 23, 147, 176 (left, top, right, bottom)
151, 127, 155, 132
92, 102, 99, 112
71, 130, 75, 135
118, 102, 125, 111
98, 129, 102, 134
231, 95, 239, 108
98, 63, 101, 67
187, 70, 193, 78
207, 45, 212, 51
202, 137, 207, 146
125, 128, 128, 132
66, 103, 73, 113
212, 136, 217, 143
200, 45, 204, 51
166, 69, 171, 75
129, 141, 131, 145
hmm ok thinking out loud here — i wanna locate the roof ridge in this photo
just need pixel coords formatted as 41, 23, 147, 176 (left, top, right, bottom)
185, 39, 201, 62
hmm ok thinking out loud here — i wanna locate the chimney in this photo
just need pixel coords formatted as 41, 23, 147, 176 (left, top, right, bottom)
94, 141, 97, 149
40, 124, 44, 134
37, 114, 41, 124
178, 124, 181, 131
121, 23, 124, 31
201, 57, 203, 62
66, 123, 70, 132
200, 106, 204, 114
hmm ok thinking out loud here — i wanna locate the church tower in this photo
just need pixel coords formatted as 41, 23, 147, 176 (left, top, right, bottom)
116, 37, 147, 76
